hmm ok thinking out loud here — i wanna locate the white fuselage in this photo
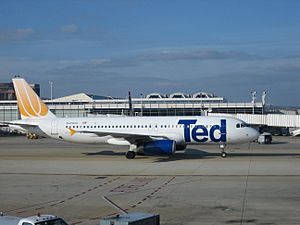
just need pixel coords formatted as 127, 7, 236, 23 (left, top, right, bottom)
26, 116, 259, 147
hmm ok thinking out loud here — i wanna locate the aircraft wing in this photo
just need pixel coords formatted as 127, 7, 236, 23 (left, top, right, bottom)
0, 121, 39, 128
78, 130, 169, 144
0, 122, 8, 127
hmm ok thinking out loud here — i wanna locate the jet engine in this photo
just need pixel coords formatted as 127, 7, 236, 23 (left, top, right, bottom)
142, 140, 176, 155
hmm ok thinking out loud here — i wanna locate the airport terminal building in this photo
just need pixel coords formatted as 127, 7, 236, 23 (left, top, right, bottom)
0, 86, 263, 121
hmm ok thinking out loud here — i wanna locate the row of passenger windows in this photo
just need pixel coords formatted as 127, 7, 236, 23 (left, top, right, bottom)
65, 124, 214, 129
66, 125, 153, 129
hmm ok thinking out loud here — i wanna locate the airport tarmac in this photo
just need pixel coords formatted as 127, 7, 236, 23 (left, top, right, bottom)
0, 136, 300, 225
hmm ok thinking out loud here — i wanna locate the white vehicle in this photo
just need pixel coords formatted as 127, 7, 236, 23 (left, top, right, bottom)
3, 78, 259, 159
0, 213, 68, 225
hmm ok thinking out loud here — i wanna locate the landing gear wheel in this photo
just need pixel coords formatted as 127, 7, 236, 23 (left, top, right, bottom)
221, 152, 227, 158
126, 151, 136, 159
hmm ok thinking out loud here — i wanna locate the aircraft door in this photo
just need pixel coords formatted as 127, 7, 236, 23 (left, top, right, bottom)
51, 119, 59, 135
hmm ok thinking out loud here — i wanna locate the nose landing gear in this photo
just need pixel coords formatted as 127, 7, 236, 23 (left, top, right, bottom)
220, 144, 227, 158
221, 151, 227, 158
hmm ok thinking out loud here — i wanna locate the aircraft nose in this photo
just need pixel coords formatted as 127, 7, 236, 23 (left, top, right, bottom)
249, 128, 259, 141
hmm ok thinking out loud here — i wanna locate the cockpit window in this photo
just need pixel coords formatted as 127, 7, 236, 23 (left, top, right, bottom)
236, 122, 249, 128
242, 122, 249, 127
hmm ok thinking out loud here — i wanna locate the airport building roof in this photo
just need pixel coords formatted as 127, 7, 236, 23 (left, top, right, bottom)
52, 93, 115, 102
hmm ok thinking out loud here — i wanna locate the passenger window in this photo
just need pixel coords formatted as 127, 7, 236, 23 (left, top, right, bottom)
137, 125, 140, 128
83, 126, 86, 128
145, 125, 147, 128
236, 123, 240, 128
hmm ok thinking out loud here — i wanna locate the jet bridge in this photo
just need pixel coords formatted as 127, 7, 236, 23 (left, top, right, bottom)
208, 113, 300, 135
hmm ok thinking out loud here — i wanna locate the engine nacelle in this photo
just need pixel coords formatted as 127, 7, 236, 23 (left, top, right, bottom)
142, 140, 176, 155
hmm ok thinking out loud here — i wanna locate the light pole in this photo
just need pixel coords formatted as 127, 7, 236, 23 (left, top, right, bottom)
251, 91, 257, 114
49, 81, 53, 100
140, 93, 144, 116
262, 91, 267, 115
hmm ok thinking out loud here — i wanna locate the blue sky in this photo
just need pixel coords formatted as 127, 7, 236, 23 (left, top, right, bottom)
1, 0, 300, 106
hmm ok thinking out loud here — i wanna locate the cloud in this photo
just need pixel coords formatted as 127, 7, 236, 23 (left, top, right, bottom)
41, 63, 176, 97
38, 48, 262, 96
0, 28, 34, 43
61, 24, 79, 33
136, 48, 256, 62
5, 51, 299, 106
66, 48, 256, 70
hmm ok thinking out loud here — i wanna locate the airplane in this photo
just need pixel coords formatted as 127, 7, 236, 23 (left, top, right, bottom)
2, 77, 259, 159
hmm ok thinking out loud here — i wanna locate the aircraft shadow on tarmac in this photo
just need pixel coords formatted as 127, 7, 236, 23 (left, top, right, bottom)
263, 141, 288, 145
82, 150, 125, 156
82, 147, 300, 162
152, 148, 300, 162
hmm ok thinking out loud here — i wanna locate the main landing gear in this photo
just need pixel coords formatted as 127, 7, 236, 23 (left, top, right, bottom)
126, 144, 138, 159
220, 144, 227, 158
126, 151, 136, 159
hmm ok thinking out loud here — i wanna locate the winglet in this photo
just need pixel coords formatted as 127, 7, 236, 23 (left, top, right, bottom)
12, 77, 55, 119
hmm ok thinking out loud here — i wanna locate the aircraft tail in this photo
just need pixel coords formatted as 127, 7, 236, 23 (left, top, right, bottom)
12, 77, 55, 120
